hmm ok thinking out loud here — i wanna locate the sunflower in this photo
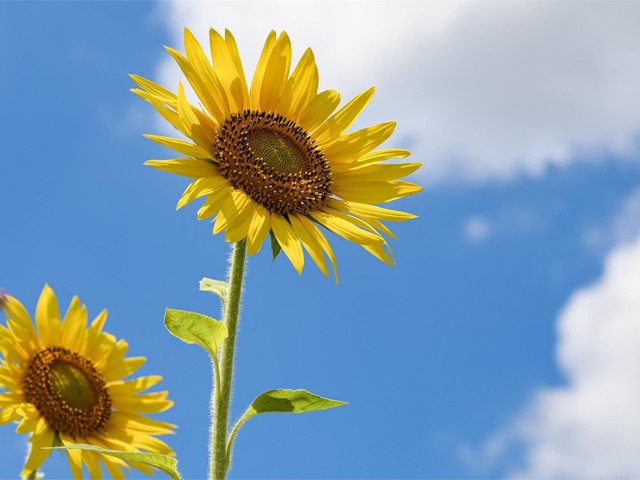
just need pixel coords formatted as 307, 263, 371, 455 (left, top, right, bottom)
0, 285, 175, 478
132, 29, 421, 280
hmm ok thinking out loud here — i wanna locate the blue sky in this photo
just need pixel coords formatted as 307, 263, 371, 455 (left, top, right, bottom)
2, 1, 640, 479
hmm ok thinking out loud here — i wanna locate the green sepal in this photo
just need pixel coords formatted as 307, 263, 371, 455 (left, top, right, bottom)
247, 389, 348, 416
53, 431, 64, 448
49, 445, 180, 480
164, 308, 228, 356
269, 230, 282, 261
22, 471, 41, 480
199, 277, 229, 302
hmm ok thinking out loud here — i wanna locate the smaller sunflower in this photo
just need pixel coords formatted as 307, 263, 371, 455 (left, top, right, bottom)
0, 285, 175, 479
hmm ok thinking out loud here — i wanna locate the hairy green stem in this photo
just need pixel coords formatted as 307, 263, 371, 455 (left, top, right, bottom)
210, 239, 247, 479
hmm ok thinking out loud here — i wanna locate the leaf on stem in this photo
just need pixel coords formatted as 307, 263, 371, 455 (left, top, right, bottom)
164, 308, 228, 356
199, 277, 229, 302
248, 389, 347, 416
50, 445, 180, 480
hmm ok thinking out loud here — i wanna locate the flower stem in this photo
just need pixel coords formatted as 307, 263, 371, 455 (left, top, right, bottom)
210, 239, 247, 480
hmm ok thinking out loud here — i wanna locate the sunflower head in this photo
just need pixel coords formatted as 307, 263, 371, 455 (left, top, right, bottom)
0, 285, 175, 479
132, 28, 422, 281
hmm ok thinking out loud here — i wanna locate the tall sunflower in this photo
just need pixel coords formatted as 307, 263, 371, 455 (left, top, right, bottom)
0, 285, 175, 478
132, 29, 421, 280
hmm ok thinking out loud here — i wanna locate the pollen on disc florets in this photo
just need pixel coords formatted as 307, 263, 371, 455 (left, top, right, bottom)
216, 110, 332, 215
23, 346, 111, 438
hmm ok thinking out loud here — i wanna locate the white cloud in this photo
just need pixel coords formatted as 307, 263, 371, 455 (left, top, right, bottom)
152, 0, 640, 183
511, 233, 640, 478
470, 200, 640, 477
462, 207, 544, 243
463, 215, 492, 242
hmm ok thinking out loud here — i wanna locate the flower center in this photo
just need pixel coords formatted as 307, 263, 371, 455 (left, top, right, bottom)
216, 110, 332, 215
247, 128, 307, 176
50, 361, 98, 410
23, 346, 111, 438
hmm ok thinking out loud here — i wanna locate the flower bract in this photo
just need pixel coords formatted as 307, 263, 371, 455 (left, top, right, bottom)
132, 28, 422, 280
0, 285, 175, 478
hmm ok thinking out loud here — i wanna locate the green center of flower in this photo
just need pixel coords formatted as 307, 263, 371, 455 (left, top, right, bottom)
247, 128, 307, 176
23, 346, 111, 438
49, 361, 98, 410
216, 110, 332, 215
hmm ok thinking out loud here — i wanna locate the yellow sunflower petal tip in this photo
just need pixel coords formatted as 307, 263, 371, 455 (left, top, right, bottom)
133, 28, 421, 279
0, 286, 175, 477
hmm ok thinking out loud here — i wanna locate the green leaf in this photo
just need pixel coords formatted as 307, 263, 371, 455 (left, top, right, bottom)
269, 230, 282, 260
199, 277, 229, 301
51, 445, 180, 480
247, 389, 348, 416
225, 390, 347, 466
164, 308, 228, 356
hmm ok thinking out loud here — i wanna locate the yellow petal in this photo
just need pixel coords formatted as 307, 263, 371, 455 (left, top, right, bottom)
326, 198, 417, 222
279, 48, 318, 122
289, 215, 328, 277
196, 186, 230, 220
343, 148, 411, 169
322, 121, 396, 164
298, 89, 341, 132
122, 356, 146, 378
246, 204, 271, 255
250, 30, 277, 109
310, 211, 383, 246
111, 391, 173, 414
209, 28, 249, 112
271, 213, 304, 274
61, 297, 88, 354
35, 284, 61, 346
297, 216, 339, 283
107, 375, 163, 394
224, 194, 255, 242
131, 89, 187, 136
177, 175, 230, 210
363, 216, 397, 240
313, 87, 375, 145
21, 418, 54, 476
84, 450, 103, 479
110, 411, 175, 435
2, 295, 37, 361
143, 134, 213, 159
99, 454, 125, 479
258, 32, 292, 112
322, 206, 388, 240
129, 74, 177, 105
176, 82, 198, 134
333, 180, 422, 204
133, 85, 217, 149
224, 29, 250, 106
175, 82, 216, 150
213, 189, 249, 235
167, 40, 229, 121
334, 162, 422, 182
88, 309, 107, 334
362, 242, 395, 266
61, 435, 84, 480
144, 158, 218, 178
